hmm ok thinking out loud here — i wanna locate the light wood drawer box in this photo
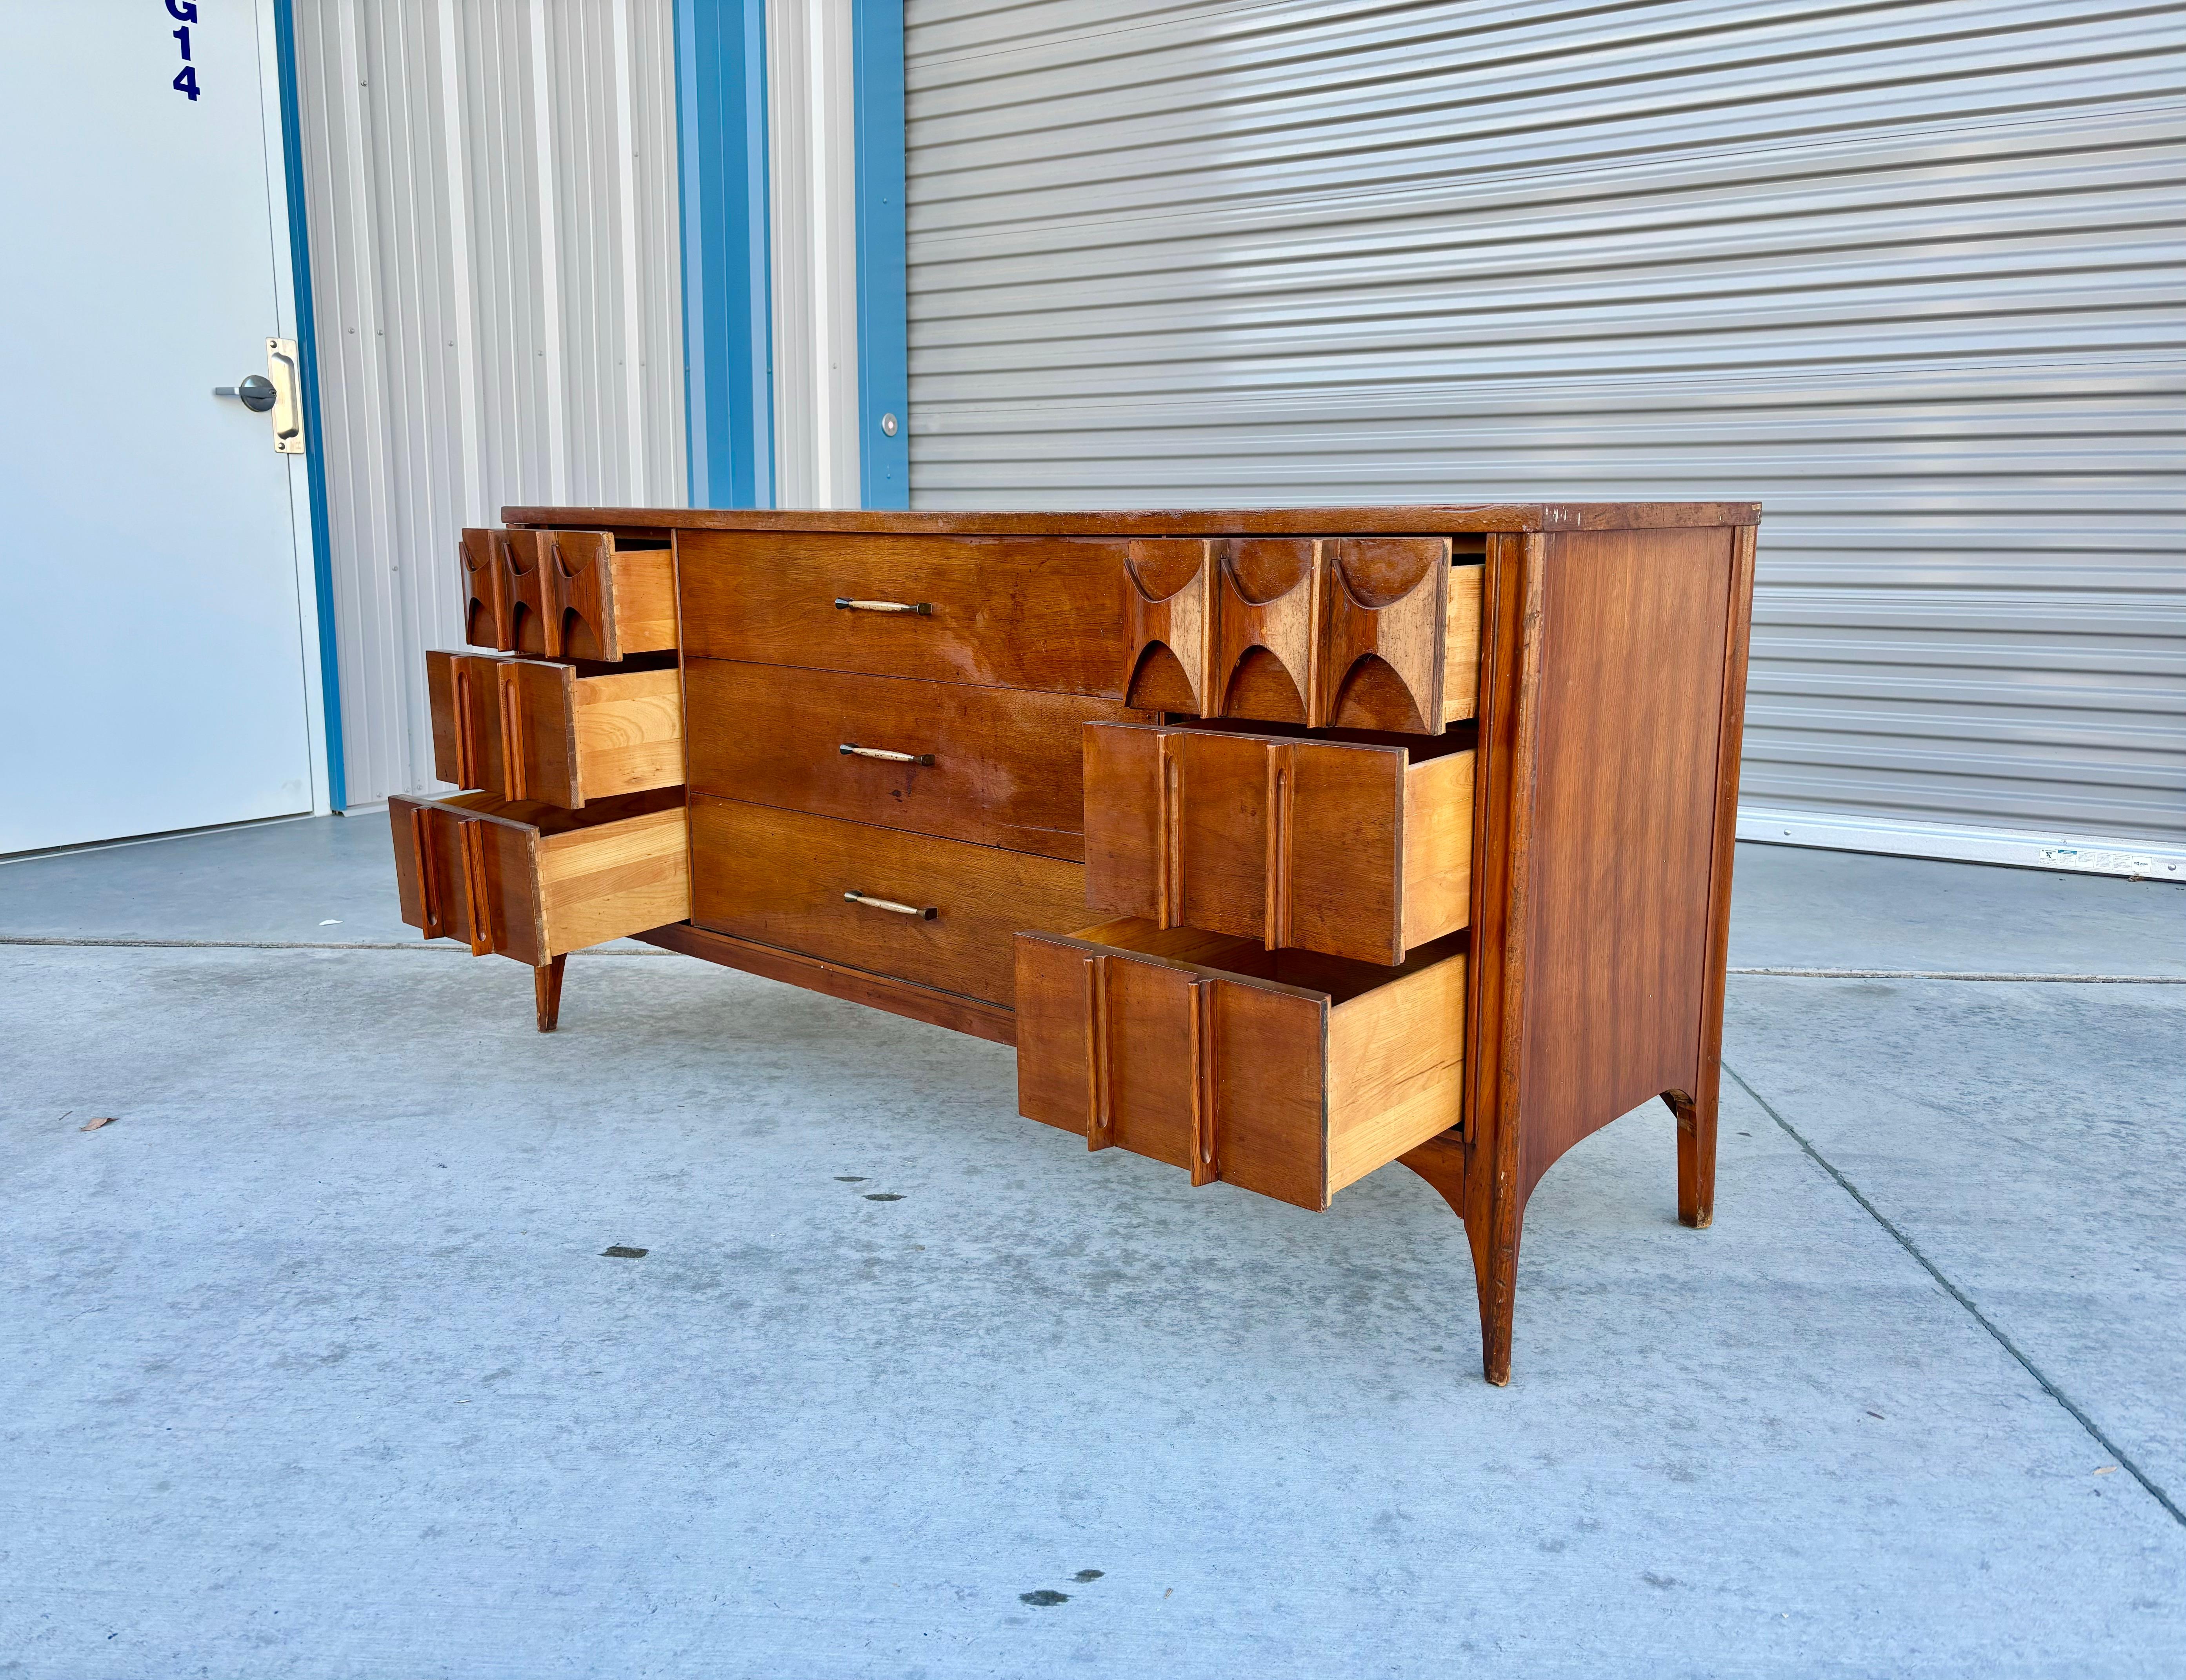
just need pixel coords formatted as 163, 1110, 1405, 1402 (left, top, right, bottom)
1015, 919, 1468, 1211
460, 527, 678, 662
1123, 539, 1484, 733
676, 529, 1135, 695
426, 651, 684, 808
1081, 722, 1473, 966
389, 787, 689, 964
683, 658, 1142, 862
689, 795, 1089, 1006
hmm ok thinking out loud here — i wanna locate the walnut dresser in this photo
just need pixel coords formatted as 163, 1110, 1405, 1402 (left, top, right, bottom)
390, 503, 1760, 1384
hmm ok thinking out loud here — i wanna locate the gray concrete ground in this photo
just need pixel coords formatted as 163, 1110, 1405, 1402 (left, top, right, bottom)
2, 815, 2181, 1678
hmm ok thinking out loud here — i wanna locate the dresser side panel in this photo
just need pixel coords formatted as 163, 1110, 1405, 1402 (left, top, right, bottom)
1518, 526, 1739, 1195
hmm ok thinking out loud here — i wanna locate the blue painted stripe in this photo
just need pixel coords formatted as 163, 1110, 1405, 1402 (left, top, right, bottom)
852, 0, 909, 510
272, 0, 346, 810
676, 0, 774, 509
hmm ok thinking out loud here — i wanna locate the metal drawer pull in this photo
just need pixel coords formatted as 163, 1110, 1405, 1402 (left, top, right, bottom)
839, 742, 936, 766
835, 597, 932, 615
844, 890, 937, 920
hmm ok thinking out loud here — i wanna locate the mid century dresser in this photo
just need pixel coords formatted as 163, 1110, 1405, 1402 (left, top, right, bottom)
391, 503, 1760, 1384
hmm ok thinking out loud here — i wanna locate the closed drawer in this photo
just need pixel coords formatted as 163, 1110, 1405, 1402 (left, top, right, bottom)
427, 651, 684, 808
390, 787, 689, 964
1082, 722, 1473, 966
683, 658, 1142, 862
460, 527, 677, 662
1015, 920, 1468, 1211
689, 795, 1089, 1006
677, 529, 1134, 695
1123, 538, 1485, 733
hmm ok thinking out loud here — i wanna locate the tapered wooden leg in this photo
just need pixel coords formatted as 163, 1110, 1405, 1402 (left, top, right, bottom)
1402, 1129, 1525, 1385
534, 955, 567, 1033
1662, 1088, 1715, 1229
1469, 1202, 1522, 1387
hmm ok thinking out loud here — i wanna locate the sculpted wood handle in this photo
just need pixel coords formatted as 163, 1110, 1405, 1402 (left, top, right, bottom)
843, 890, 937, 920
839, 742, 936, 766
834, 597, 932, 615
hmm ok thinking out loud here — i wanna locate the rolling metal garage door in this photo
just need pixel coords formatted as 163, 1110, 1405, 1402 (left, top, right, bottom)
904, 1, 2185, 871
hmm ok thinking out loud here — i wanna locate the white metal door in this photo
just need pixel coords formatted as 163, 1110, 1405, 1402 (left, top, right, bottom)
0, 0, 326, 854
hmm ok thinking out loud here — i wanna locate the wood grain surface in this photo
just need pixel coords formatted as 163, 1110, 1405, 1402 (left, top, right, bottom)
677, 529, 1137, 695
683, 658, 1141, 860
635, 921, 1018, 1044
507, 503, 1764, 536
689, 795, 1091, 1006
1015, 922, 1470, 1211
1081, 722, 1473, 964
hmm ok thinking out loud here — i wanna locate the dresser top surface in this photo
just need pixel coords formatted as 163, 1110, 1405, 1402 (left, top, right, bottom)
502, 502, 1762, 537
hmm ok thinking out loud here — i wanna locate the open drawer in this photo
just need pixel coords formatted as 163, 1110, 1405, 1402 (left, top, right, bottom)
426, 650, 684, 808
389, 786, 689, 964
1015, 920, 1467, 1211
1083, 721, 1473, 965
460, 527, 678, 662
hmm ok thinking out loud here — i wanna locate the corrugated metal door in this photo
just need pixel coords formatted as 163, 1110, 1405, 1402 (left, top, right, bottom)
293, 0, 686, 807
904, 1, 2185, 862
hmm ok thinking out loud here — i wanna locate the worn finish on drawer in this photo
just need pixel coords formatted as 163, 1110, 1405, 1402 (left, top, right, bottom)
683, 658, 1143, 861
1015, 920, 1469, 1210
689, 795, 1088, 1006
1082, 722, 1474, 965
462, 528, 678, 661
427, 651, 683, 808
676, 529, 1134, 695
390, 787, 689, 964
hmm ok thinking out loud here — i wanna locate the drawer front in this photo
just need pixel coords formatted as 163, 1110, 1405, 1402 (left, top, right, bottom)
391, 787, 688, 964
1015, 922, 1468, 1211
684, 658, 1141, 862
689, 795, 1088, 1006
1118, 538, 1486, 735
677, 529, 1135, 695
462, 528, 677, 661
426, 652, 683, 807
1082, 724, 1473, 965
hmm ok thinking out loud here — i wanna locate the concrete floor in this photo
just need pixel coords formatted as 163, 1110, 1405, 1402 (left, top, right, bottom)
2, 815, 2181, 1678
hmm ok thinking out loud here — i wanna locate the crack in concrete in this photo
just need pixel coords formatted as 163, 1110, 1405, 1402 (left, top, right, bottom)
1721, 1059, 2184, 1529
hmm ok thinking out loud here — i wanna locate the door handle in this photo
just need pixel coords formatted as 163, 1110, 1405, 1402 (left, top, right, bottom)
266, 337, 306, 454
839, 742, 935, 766
217, 374, 279, 413
843, 890, 937, 920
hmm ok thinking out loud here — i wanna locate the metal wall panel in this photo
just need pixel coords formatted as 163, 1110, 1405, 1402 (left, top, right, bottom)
767, 0, 864, 508
904, 1, 2186, 856
293, 0, 685, 806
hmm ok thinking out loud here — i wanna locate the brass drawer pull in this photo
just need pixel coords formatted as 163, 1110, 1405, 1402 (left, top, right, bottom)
835, 597, 932, 615
839, 742, 936, 766
844, 890, 937, 920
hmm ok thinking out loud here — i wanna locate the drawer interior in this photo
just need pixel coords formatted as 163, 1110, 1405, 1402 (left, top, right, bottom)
429, 651, 682, 806
393, 787, 689, 964
1016, 918, 1467, 1210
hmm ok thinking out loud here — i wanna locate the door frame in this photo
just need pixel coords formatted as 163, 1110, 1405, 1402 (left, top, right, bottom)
264, 0, 342, 813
